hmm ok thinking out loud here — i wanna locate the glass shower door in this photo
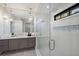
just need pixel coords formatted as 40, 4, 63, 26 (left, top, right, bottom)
35, 3, 51, 56
36, 19, 50, 56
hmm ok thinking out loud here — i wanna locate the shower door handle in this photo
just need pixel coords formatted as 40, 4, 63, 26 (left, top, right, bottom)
49, 39, 55, 50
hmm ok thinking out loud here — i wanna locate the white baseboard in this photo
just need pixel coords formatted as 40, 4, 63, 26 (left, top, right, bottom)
35, 49, 41, 56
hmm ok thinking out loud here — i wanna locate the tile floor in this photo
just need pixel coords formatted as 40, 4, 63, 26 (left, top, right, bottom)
1, 48, 37, 56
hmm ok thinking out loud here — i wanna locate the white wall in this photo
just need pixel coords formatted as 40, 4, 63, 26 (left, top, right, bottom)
50, 3, 79, 56
0, 5, 11, 38
0, 5, 4, 36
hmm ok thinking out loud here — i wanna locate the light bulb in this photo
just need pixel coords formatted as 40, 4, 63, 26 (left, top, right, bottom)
10, 18, 13, 21
3, 15, 8, 18
28, 17, 33, 22
46, 5, 49, 9
29, 17, 32, 21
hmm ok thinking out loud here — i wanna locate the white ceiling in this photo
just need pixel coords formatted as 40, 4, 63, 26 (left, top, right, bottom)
3, 3, 40, 19
1, 3, 75, 20
51, 3, 75, 13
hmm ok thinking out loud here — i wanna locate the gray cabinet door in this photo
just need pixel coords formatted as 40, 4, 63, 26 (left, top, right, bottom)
19, 38, 35, 48
19, 39, 28, 49
0, 46, 8, 51
0, 40, 8, 46
27, 38, 35, 48
0, 40, 9, 52
9, 39, 20, 50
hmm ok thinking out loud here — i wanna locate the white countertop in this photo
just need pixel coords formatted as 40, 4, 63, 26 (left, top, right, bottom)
0, 36, 36, 40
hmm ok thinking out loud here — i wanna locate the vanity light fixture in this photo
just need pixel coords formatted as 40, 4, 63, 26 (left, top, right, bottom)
3, 15, 9, 22
28, 8, 33, 22
29, 17, 33, 21
46, 5, 49, 9
3, 15, 8, 19
3, 15, 13, 22
10, 18, 13, 22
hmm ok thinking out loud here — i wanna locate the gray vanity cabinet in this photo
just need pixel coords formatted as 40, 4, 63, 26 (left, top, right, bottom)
9, 38, 36, 50
0, 37, 36, 54
0, 40, 9, 53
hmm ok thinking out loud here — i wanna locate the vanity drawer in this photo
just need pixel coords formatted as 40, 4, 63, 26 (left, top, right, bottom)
27, 38, 35, 42
0, 40, 8, 45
